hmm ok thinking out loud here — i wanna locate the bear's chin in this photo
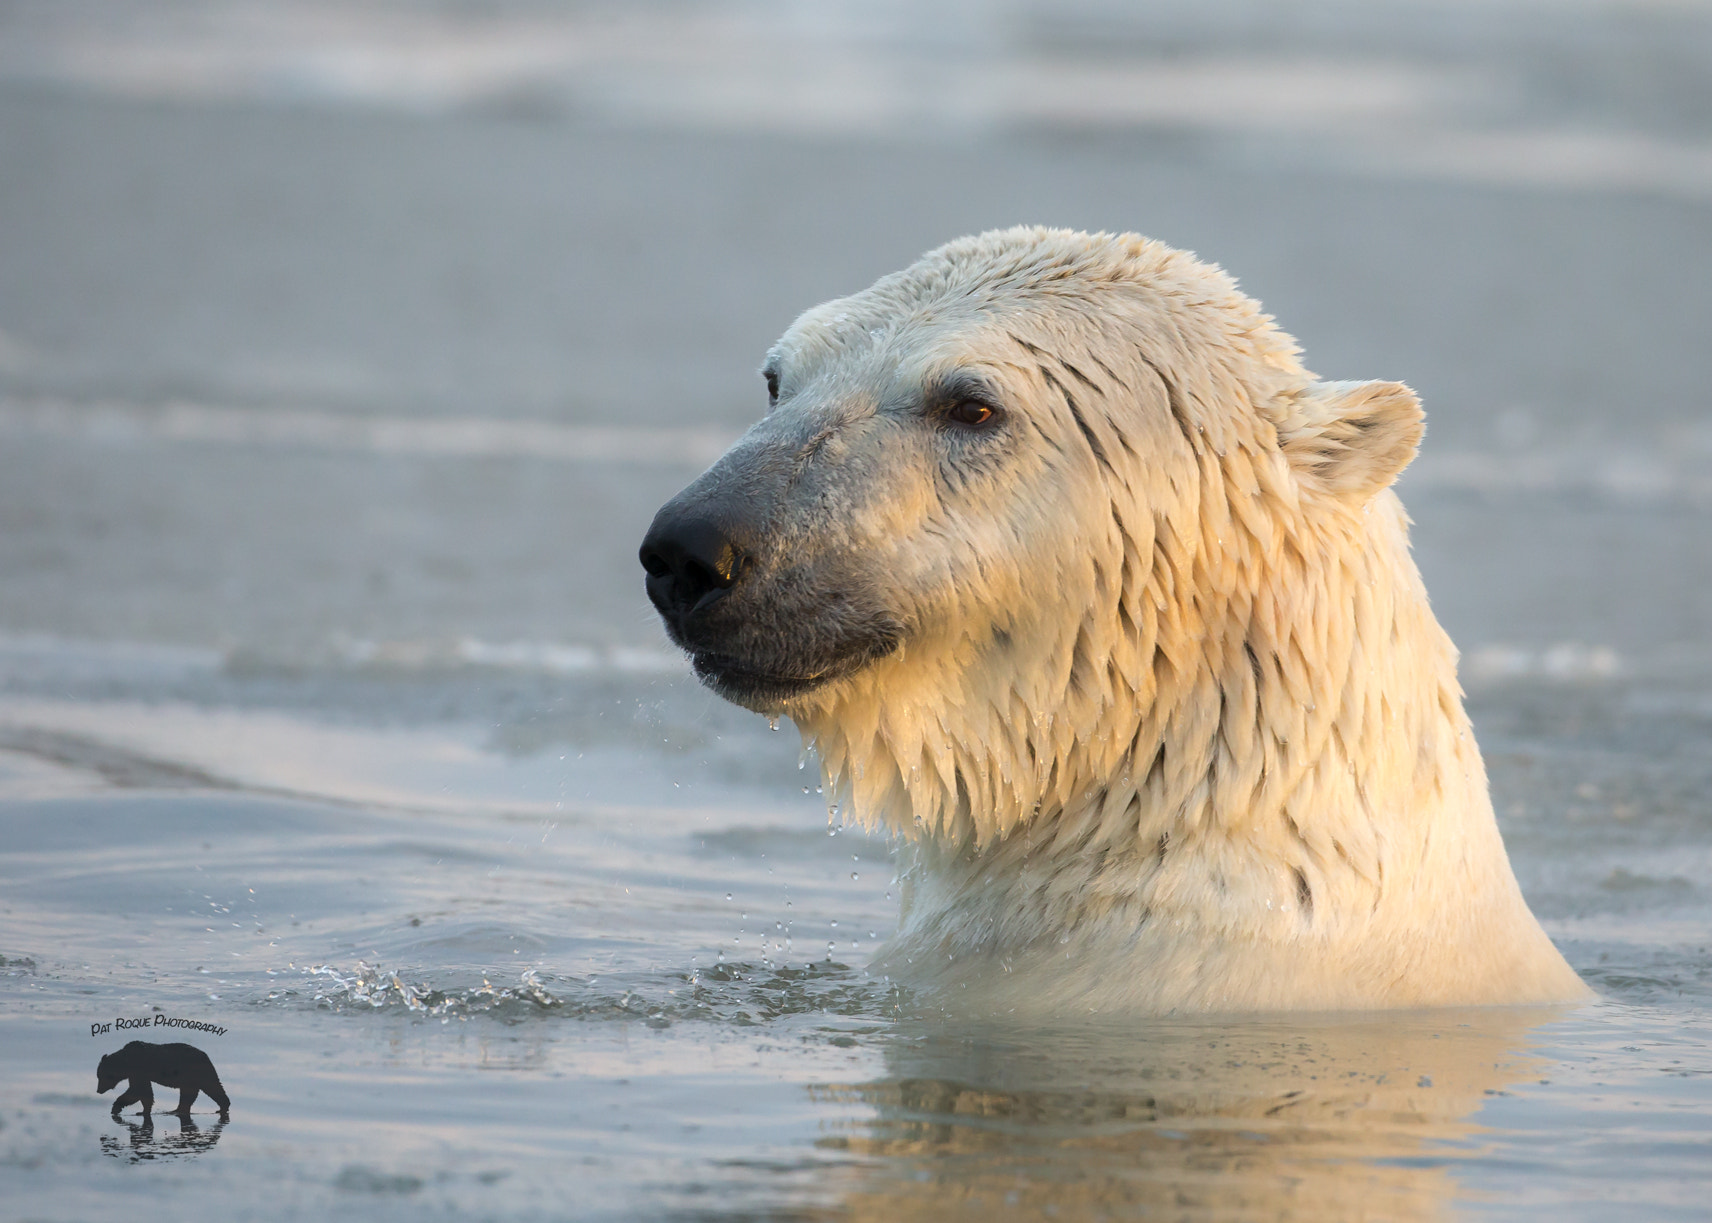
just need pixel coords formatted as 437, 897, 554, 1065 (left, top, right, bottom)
690, 651, 843, 713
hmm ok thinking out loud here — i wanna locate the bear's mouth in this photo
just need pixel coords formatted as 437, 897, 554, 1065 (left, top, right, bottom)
689, 623, 902, 711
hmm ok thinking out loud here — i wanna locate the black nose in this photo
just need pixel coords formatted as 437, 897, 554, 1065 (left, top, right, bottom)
639, 510, 749, 621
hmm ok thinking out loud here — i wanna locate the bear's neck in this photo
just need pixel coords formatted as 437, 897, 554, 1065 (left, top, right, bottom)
797, 490, 1506, 949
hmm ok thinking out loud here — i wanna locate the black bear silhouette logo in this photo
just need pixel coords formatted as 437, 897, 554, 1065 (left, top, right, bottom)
97, 1041, 230, 1119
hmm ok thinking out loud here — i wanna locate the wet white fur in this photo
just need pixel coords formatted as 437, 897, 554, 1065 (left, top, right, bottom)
773, 227, 1589, 1014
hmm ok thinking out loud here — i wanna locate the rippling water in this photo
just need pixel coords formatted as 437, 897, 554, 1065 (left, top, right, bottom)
3, 1, 1712, 1218
3, 647, 1709, 1219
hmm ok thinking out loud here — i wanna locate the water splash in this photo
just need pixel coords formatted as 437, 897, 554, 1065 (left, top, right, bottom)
280, 962, 563, 1018
268, 959, 907, 1026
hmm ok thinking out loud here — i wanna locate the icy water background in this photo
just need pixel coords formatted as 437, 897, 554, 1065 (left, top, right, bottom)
3, 1, 1712, 1218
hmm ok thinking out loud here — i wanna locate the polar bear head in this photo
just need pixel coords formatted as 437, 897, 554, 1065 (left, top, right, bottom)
641, 227, 1426, 848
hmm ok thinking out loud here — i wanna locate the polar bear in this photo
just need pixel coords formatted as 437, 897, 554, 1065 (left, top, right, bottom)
640, 226, 1589, 1014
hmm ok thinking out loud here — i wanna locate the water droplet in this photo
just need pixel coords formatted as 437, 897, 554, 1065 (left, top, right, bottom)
725, 893, 732, 901
767, 717, 780, 731
851, 872, 860, 881
802, 786, 811, 794
830, 920, 838, 928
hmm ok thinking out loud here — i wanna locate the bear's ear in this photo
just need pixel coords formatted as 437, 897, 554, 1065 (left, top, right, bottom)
1276, 380, 1423, 503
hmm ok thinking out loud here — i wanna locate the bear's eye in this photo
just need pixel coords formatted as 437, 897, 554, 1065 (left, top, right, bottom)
764, 369, 780, 405
945, 400, 997, 427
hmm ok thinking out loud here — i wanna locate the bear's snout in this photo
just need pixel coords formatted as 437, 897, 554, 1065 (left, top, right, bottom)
640, 446, 904, 712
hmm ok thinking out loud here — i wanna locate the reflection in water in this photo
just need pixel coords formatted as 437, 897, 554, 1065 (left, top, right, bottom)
806, 1009, 1562, 1221
99, 1112, 226, 1164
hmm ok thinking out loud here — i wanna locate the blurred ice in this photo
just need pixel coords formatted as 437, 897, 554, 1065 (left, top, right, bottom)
1464, 641, 1623, 681
4, 0, 1712, 194
0, 394, 738, 464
